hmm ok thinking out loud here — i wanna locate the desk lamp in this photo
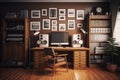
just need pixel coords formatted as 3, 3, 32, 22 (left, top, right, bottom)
79, 26, 88, 47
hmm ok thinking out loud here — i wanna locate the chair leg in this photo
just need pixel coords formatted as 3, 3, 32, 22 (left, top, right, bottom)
66, 63, 68, 72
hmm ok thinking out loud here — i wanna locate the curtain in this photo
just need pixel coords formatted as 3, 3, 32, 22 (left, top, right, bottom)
110, 0, 119, 33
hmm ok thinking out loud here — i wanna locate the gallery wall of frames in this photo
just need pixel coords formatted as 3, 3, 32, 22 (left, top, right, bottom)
0, 2, 109, 35
0, 2, 110, 49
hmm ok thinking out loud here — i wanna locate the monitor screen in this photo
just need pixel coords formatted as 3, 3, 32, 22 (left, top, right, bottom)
50, 32, 69, 45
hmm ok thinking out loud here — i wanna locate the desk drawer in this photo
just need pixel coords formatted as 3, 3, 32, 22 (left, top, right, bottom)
74, 51, 86, 69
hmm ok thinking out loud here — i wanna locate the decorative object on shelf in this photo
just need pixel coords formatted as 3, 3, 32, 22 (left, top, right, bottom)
76, 10, 84, 20
31, 10, 40, 18
5, 12, 17, 18
30, 21, 40, 31
49, 8, 57, 19
96, 7, 103, 14
20, 9, 28, 18
106, 37, 119, 72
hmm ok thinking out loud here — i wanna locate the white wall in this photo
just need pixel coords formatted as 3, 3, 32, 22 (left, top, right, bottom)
0, 0, 110, 2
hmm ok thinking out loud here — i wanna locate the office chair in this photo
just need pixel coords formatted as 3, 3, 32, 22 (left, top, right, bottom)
44, 47, 68, 75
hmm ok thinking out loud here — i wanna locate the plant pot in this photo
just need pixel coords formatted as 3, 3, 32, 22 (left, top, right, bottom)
106, 63, 117, 72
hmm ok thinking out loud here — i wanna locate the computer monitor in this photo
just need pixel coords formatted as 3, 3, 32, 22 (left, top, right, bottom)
50, 32, 69, 46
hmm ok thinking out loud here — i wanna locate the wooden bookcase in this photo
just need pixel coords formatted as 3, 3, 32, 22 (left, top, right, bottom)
2, 18, 29, 67
89, 15, 111, 64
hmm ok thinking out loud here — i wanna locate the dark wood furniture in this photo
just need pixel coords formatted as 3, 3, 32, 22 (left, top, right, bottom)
88, 15, 111, 64
30, 47, 89, 69
2, 18, 29, 67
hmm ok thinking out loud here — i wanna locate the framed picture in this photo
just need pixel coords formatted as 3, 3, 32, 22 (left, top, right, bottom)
31, 10, 40, 18
59, 24, 66, 31
30, 21, 40, 31
52, 20, 57, 25
68, 9, 75, 17
68, 20, 75, 30
77, 23, 83, 28
52, 25, 57, 31
76, 10, 84, 20
42, 19, 50, 30
59, 9, 66, 15
59, 15, 66, 20
42, 9, 47, 16
49, 8, 57, 19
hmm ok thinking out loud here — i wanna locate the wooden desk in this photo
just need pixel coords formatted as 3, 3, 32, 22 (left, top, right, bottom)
31, 47, 89, 69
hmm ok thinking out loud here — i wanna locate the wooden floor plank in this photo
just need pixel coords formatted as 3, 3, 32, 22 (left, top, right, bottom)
0, 66, 120, 80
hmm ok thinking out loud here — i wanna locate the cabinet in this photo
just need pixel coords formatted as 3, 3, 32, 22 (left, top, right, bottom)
89, 15, 111, 64
73, 51, 86, 69
2, 18, 29, 67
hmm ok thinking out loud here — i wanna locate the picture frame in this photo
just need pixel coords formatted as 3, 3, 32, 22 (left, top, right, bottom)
52, 20, 57, 25
42, 19, 50, 30
59, 15, 66, 20
49, 8, 57, 19
59, 24, 66, 31
42, 9, 47, 16
31, 10, 40, 18
59, 9, 66, 15
77, 23, 83, 28
76, 10, 84, 20
30, 21, 40, 31
68, 20, 75, 30
52, 25, 57, 31
68, 9, 75, 17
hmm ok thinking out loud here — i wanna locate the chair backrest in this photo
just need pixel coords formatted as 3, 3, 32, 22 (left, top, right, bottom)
44, 48, 55, 56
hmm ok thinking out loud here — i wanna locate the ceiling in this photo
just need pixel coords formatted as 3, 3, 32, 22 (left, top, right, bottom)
0, 0, 110, 2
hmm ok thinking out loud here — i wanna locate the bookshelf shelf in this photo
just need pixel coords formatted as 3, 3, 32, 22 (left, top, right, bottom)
89, 15, 111, 64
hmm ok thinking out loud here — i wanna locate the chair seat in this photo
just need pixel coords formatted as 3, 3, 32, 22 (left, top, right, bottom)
48, 57, 66, 63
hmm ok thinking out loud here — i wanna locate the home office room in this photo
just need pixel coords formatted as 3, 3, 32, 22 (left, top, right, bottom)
0, 0, 120, 80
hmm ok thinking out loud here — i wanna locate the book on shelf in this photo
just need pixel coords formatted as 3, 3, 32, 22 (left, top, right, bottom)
95, 46, 107, 54
90, 20, 110, 27
6, 38, 23, 41
7, 34, 24, 37
90, 15, 110, 19
90, 28, 110, 33
90, 34, 109, 42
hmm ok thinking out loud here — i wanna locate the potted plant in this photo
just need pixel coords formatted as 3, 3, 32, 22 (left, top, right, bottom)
106, 37, 119, 72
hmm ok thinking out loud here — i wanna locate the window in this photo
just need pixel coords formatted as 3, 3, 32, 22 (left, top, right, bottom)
113, 11, 120, 46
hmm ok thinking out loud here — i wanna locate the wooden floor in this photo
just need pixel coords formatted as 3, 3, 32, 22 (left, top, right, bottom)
0, 66, 120, 80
